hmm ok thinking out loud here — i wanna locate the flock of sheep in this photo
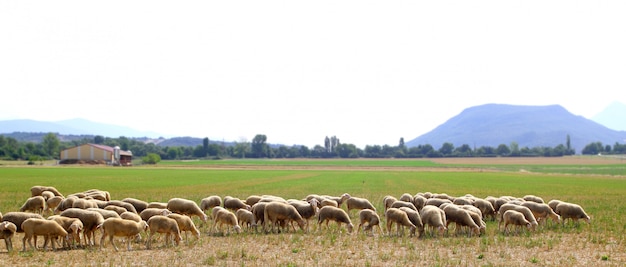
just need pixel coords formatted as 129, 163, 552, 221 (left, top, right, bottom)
0, 185, 592, 252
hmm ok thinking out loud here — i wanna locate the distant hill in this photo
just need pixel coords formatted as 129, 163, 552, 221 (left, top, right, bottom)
592, 101, 626, 131
406, 104, 626, 152
0, 118, 162, 138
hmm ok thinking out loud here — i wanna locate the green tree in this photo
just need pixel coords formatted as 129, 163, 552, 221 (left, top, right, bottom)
496, 144, 511, 156
94, 135, 105, 144
203, 137, 209, 157
234, 139, 250, 158
251, 134, 268, 158
142, 153, 161, 164
42, 133, 60, 158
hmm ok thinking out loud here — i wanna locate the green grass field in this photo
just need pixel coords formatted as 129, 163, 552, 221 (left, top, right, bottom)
0, 158, 625, 266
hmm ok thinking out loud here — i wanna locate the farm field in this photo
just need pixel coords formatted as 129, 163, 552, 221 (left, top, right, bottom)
0, 157, 624, 266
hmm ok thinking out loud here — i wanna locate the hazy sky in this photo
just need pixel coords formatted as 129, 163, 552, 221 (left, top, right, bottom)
1, 1, 625, 148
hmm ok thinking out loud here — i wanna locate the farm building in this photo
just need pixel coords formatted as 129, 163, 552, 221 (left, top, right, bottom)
59, 143, 132, 166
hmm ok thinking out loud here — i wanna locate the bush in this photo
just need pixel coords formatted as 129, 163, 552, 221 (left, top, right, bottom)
142, 153, 161, 164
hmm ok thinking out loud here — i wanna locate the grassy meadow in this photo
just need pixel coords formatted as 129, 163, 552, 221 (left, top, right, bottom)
0, 157, 624, 266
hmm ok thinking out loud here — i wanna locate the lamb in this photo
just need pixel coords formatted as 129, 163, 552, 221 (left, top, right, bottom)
317, 206, 353, 233
346, 195, 376, 212
31, 186, 64, 198
0, 221, 17, 252
21, 218, 68, 251
420, 205, 447, 237
140, 208, 172, 222
236, 209, 256, 231
390, 200, 417, 211
398, 207, 425, 238
120, 211, 142, 222
99, 218, 148, 251
502, 210, 532, 234
167, 213, 201, 241
200, 195, 223, 215
223, 196, 251, 211
523, 195, 545, 204
382, 195, 398, 211
59, 208, 105, 246
263, 202, 306, 233
555, 202, 591, 224
146, 215, 182, 249
121, 197, 149, 213
357, 209, 383, 235
520, 201, 560, 224
472, 199, 496, 220
497, 204, 538, 230
443, 205, 480, 236
167, 198, 208, 223
385, 208, 416, 236
19, 196, 46, 214
48, 215, 83, 249
2, 212, 44, 232
213, 208, 242, 234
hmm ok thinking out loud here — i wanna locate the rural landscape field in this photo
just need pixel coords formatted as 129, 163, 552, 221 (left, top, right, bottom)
0, 156, 624, 266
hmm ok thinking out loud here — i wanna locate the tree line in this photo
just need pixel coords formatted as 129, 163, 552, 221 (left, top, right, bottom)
0, 133, 624, 162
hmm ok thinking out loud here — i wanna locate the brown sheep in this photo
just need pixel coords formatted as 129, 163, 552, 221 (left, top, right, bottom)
289, 199, 319, 232
19, 196, 46, 214
357, 209, 383, 235
0, 221, 17, 252
411, 195, 427, 211
385, 208, 416, 236
503, 210, 531, 234
46, 196, 64, 214
146, 215, 182, 249
54, 196, 78, 214
425, 198, 452, 208
21, 218, 68, 251
399, 193, 413, 203
317, 206, 353, 233
320, 198, 338, 208
548, 199, 563, 213
420, 206, 447, 237
120, 211, 142, 222
103, 205, 127, 215
555, 202, 591, 224
2, 212, 45, 232
87, 208, 121, 220
264, 202, 306, 233
105, 200, 137, 214
244, 195, 262, 206
147, 202, 168, 209
251, 202, 268, 228
99, 218, 148, 251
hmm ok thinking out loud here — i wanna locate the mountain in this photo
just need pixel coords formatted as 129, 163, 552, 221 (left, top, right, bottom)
406, 104, 626, 152
592, 101, 626, 131
0, 118, 162, 138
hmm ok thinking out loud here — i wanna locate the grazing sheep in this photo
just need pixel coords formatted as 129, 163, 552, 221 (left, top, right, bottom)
420, 206, 447, 237
443, 205, 480, 236
385, 208, 416, 236
83, 190, 110, 202
472, 199, 496, 220
0, 221, 17, 252
497, 204, 538, 230
523, 195, 545, 204
555, 202, 591, 224
167, 198, 208, 223
99, 218, 148, 251
146, 215, 182, 249
503, 210, 531, 234
432, 193, 454, 200
425, 198, 452, 208
453, 197, 473, 206
244, 195, 262, 206
398, 207, 425, 238
19, 196, 46, 214
346, 195, 376, 212
236, 209, 256, 231
88, 208, 121, 220
492, 197, 509, 212
41, 191, 55, 200
317, 206, 353, 233
121, 197, 149, 213
147, 202, 168, 209
412, 195, 427, 211
289, 199, 319, 232
399, 193, 413, 203
520, 202, 560, 224
59, 208, 105, 247
213, 208, 242, 234
223, 196, 251, 211
167, 213, 201, 241
140, 208, 172, 222
103, 205, 127, 215
105, 200, 137, 214
54, 196, 78, 214
357, 209, 383, 235
320, 198, 338, 208
21, 218, 68, 251
120, 211, 142, 222
200, 195, 223, 215
46, 196, 64, 214
251, 203, 268, 228
259, 195, 288, 203
2, 212, 44, 232
264, 202, 306, 233
548, 199, 563, 213
382, 195, 398, 211
31, 186, 64, 198
390, 200, 417, 211
323, 193, 351, 208
72, 198, 99, 209
48, 215, 83, 249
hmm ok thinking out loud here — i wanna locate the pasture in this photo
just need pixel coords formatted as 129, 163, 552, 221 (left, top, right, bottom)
0, 157, 624, 266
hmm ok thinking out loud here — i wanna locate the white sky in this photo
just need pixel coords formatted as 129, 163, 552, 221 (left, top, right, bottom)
1, 1, 625, 148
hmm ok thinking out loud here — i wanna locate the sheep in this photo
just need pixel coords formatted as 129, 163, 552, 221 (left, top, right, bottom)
548, 199, 563, 213
21, 218, 68, 251
236, 209, 256, 231
390, 200, 417, 211
147, 202, 168, 209
420, 205, 447, 237
167, 198, 208, 223
289, 199, 319, 232
121, 197, 149, 213
120, 211, 142, 222
325, 193, 351, 208
54, 196, 78, 214
357, 209, 383, 235
443, 205, 480, 236
432, 193, 454, 200
502, 210, 532, 234
31, 186, 64, 198
555, 202, 591, 224
103, 205, 128, 215
213, 208, 242, 234
259, 195, 288, 203
320, 198, 338, 208
398, 207, 425, 238
223, 196, 251, 211
59, 208, 105, 246
385, 208, 416, 236
317, 206, 353, 233
520, 201, 561, 224
72, 198, 99, 209
523, 195, 545, 204
250, 202, 268, 228
412, 195, 427, 211
425, 198, 452, 207
105, 200, 137, 214
497, 204, 538, 230
0, 221, 17, 252
242, 195, 261, 206
2, 212, 44, 232
346, 195, 376, 212
472, 199, 496, 220
453, 197, 473, 206
167, 213, 201, 242
140, 208, 172, 222
48, 215, 83, 249
399, 193, 413, 203
459, 206, 486, 234
19, 196, 46, 214
83, 190, 110, 202
41, 191, 55, 200
146, 215, 182, 249
200, 195, 223, 215
492, 197, 509, 212
263, 202, 306, 233
99, 218, 149, 251
46, 196, 64, 214
382, 195, 398, 211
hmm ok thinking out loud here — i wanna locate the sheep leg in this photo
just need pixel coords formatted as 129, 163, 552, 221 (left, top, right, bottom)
110, 235, 119, 252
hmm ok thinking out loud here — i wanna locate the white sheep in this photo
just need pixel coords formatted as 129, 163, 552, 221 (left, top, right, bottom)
236, 209, 256, 231
54, 196, 78, 214
289, 199, 319, 232
167, 198, 208, 223
200, 195, 223, 215
547, 199, 563, 213
442, 205, 480, 237
99, 217, 149, 251
213, 208, 242, 234
382, 195, 398, 211
472, 198, 496, 220
317, 206, 353, 233
385, 208, 416, 236
411, 195, 427, 211
48, 215, 83, 249
263, 202, 306, 233
21, 218, 68, 251
398, 207, 425, 238
357, 209, 383, 235
30, 186, 64, 198
224, 196, 251, 211
59, 208, 104, 247
250, 203, 268, 229
0, 221, 17, 252
520, 201, 560, 225
523, 195, 545, 204
140, 208, 172, 222
2, 211, 44, 232
555, 202, 591, 225
46, 196, 64, 214
105, 200, 138, 214
121, 197, 149, 213
120, 211, 142, 222
146, 215, 182, 249
167, 213, 201, 242
497, 204, 538, 230
390, 200, 417, 211
420, 206, 447, 237
87, 208, 121, 219
147, 202, 168, 209
346, 195, 376, 212
103, 205, 128, 215
19, 196, 46, 214
244, 195, 262, 206
502, 210, 531, 234
320, 198, 338, 208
